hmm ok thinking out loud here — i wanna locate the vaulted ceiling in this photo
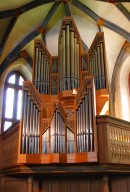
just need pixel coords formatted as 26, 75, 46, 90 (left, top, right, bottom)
0, 0, 130, 80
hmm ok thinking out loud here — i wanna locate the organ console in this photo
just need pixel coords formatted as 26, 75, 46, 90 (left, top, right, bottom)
18, 16, 108, 164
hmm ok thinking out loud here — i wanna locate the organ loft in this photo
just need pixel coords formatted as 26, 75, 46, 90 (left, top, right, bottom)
1, 16, 130, 192
18, 16, 108, 163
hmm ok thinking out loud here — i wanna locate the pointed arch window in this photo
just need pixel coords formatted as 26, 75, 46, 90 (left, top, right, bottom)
1, 71, 25, 132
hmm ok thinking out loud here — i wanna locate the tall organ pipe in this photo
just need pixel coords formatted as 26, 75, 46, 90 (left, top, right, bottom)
62, 29, 66, 91
51, 107, 66, 153
100, 43, 105, 88
70, 29, 74, 89
77, 43, 80, 88
21, 91, 27, 154
66, 24, 70, 90
59, 22, 80, 91
74, 36, 77, 88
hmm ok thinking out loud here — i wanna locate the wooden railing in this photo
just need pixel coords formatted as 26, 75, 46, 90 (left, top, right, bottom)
97, 115, 130, 164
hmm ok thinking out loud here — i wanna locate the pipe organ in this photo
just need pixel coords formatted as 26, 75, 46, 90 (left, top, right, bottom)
42, 128, 50, 154
51, 57, 58, 95
67, 127, 74, 154
33, 40, 51, 94
19, 17, 108, 164
50, 103, 66, 153
88, 33, 107, 90
20, 82, 41, 154
59, 19, 81, 91
76, 77, 96, 153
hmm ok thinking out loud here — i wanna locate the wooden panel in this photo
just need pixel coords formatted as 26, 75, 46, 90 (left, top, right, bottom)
0, 136, 2, 169
51, 178, 69, 192
35, 176, 104, 192
127, 177, 130, 192
97, 115, 130, 164
70, 178, 89, 192
1, 177, 27, 192
90, 179, 102, 192
40, 179, 50, 192
33, 179, 39, 192
1, 126, 19, 168
111, 178, 128, 192
2, 175, 130, 192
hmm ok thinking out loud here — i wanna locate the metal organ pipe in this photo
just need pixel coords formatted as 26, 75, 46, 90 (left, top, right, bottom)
76, 88, 94, 153
34, 47, 39, 88
62, 29, 66, 91
21, 91, 27, 154
97, 46, 102, 89
59, 22, 80, 92
70, 29, 74, 89
21, 89, 41, 154
40, 53, 44, 93
88, 89, 93, 151
34, 42, 51, 94
95, 49, 98, 89
59, 36, 63, 91
50, 107, 66, 153
100, 43, 105, 88
84, 94, 89, 152
74, 36, 77, 88
29, 99, 33, 154
77, 43, 80, 88
66, 24, 70, 90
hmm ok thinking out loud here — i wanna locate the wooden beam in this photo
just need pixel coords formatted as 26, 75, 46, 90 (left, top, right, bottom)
63, 2, 71, 17
72, 0, 130, 42
0, 0, 55, 19
0, 30, 38, 75
41, 2, 60, 28
0, 2, 60, 76
116, 3, 130, 21
0, 17, 17, 57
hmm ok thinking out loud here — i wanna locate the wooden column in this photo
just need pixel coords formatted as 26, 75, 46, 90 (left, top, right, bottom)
28, 176, 33, 192
102, 175, 109, 192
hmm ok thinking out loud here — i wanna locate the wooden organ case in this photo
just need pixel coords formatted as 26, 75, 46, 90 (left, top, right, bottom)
17, 17, 108, 164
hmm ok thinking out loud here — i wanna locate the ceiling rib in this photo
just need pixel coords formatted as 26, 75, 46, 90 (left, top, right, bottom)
0, 2, 61, 75
0, 17, 17, 57
0, 0, 55, 19
72, 0, 130, 42
116, 3, 130, 21
63, 2, 71, 16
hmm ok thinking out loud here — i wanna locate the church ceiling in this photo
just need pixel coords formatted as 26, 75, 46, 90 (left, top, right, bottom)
0, 0, 130, 77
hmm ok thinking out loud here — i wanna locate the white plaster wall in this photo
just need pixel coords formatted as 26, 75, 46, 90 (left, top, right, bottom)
103, 27, 125, 85
120, 56, 130, 121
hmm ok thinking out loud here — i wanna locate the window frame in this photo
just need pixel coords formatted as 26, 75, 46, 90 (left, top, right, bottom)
1, 71, 25, 132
